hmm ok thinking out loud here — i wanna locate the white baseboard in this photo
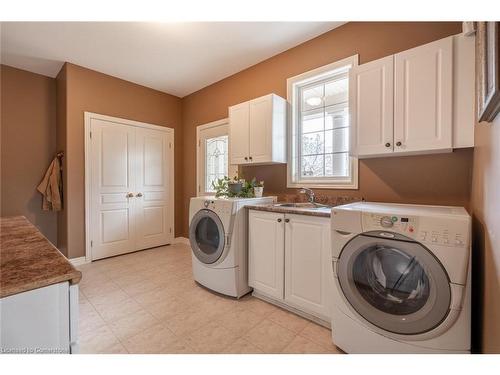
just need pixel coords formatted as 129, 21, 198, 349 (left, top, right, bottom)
173, 236, 190, 246
69, 256, 90, 266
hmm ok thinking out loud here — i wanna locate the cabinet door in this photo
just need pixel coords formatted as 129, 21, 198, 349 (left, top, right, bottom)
350, 55, 394, 157
394, 37, 453, 153
248, 210, 285, 299
0, 282, 70, 353
229, 101, 250, 164
284, 214, 332, 320
248, 95, 272, 163
135, 127, 174, 250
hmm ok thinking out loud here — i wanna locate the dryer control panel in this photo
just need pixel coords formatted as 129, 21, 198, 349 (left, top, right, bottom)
362, 212, 419, 237
362, 212, 469, 248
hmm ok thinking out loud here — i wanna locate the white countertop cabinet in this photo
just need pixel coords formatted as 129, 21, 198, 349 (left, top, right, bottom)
0, 282, 79, 354
248, 209, 332, 324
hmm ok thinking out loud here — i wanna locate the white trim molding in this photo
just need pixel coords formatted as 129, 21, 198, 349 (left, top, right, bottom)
69, 256, 90, 267
173, 237, 190, 246
286, 55, 359, 190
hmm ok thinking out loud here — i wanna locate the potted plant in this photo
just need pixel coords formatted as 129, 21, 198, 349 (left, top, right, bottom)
228, 176, 243, 195
212, 175, 263, 199
254, 181, 264, 198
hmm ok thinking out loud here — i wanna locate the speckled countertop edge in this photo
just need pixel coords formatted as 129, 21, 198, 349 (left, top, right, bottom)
1, 216, 82, 299
245, 203, 332, 217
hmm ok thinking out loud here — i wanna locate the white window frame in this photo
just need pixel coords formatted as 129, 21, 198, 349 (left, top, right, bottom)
196, 118, 237, 196
286, 55, 359, 189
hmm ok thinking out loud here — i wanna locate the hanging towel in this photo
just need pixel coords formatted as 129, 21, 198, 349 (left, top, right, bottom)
37, 157, 62, 211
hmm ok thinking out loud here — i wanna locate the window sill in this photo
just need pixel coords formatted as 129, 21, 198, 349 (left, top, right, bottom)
287, 181, 359, 190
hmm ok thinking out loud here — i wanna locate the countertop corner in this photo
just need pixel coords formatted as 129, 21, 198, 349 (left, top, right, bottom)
0, 216, 82, 299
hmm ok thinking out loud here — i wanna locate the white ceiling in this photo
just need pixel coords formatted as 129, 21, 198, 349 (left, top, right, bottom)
0, 22, 344, 97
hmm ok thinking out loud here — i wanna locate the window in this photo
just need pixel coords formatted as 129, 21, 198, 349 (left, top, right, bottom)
287, 55, 359, 189
205, 135, 228, 193
197, 119, 237, 195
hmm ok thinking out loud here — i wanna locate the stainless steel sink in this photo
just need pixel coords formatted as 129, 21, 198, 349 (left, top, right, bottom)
273, 202, 331, 210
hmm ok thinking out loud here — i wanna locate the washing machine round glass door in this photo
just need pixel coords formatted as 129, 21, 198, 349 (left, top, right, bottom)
189, 209, 226, 264
337, 231, 451, 335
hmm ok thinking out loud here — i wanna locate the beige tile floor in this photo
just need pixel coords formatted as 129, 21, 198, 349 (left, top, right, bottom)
76, 243, 342, 354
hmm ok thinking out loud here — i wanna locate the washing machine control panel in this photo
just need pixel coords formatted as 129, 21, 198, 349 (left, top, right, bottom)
362, 212, 469, 248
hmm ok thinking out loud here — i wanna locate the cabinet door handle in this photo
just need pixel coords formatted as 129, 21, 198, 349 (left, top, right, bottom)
136, 192, 143, 197
277, 218, 282, 222
385, 142, 391, 148
244, 157, 248, 161
285, 218, 290, 223
126, 192, 134, 198
396, 141, 402, 147
249, 156, 253, 161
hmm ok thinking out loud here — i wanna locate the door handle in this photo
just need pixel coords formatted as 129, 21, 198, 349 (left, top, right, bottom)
285, 218, 290, 223
249, 156, 253, 161
136, 192, 143, 197
244, 157, 248, 161
277, 218, 282, 222
385, 142, 391, 148
396, 141, 402, 147
126, 192, 134, 198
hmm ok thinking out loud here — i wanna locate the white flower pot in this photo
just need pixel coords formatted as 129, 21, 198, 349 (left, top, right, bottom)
254, 186, 263, 198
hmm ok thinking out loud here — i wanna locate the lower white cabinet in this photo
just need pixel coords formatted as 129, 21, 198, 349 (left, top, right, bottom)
248, 210, 284, 300
248, 210, 332, 322
284, 214, 332, 320
0, 282, 79, 354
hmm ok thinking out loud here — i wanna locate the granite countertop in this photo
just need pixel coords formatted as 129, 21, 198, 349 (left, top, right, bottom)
245, 203, 332, 217
0, 216, 82, 299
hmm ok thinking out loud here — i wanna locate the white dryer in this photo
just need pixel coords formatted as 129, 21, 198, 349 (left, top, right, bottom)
330, 202, 471, 353
189, 196, 275, 298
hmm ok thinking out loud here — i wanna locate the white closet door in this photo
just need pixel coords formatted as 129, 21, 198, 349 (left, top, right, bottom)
135, 128, 174, 250
90, 119, 137, 260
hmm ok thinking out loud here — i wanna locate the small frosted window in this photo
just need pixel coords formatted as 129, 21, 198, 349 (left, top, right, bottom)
205, 135, 228, 192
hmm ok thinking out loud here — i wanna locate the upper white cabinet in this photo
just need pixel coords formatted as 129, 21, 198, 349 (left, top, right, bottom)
228, 102, 250, 164
350, 34, 475, 158
229, 94, 286, 165
394, 37, 453, 154
350, 55, 394, 156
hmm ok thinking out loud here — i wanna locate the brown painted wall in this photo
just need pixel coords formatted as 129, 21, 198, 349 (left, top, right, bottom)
470, 116, 500, 353
59, 63, 183, 259
0, 65, 58, 244
180, 22, 472, 237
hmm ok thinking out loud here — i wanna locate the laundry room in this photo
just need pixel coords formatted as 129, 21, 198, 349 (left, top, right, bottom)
1, 2, 499, 374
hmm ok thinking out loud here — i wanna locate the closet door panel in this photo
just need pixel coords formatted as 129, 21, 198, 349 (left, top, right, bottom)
90, 119, 136, 260
135, 128, 174, 250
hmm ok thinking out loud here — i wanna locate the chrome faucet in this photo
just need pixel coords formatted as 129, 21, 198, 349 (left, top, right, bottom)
299, 187, 316, 204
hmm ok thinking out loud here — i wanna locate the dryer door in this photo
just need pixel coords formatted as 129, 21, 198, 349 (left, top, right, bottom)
337, 231, 451, 335
189, 209, 226, 264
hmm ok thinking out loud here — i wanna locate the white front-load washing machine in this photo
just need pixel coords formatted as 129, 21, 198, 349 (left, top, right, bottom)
330, 202, 471, 353
189, 196, 276, 298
